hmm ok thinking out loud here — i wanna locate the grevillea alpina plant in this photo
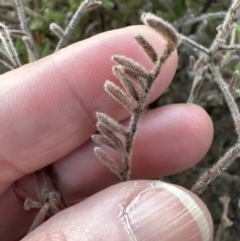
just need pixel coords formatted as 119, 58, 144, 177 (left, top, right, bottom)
92, 13, 179, 182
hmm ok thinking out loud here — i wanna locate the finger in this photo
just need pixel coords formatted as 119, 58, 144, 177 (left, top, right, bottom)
0, 25, 177, 195
54, 103, 213, 201
0, 186, 35, 241
22, 180, 213, 241
0, 103, 213, 240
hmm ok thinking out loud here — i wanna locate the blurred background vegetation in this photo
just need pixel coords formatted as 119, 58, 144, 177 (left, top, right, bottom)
1, 0, 240, 240
0, 0, 229, 62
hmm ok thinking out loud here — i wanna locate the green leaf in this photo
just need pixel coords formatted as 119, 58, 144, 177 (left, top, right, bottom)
235, 62, 240, 72
41, 41, 52, 57
29, 18, 44, 31
44, 8, 65, 22
102, 1, 114, 9
172, 0, 186, 17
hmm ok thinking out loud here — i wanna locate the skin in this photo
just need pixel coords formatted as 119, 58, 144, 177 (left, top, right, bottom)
0, 25, 214, 241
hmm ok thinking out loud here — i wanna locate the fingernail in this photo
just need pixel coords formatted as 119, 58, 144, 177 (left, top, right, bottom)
122, 182, 211, 241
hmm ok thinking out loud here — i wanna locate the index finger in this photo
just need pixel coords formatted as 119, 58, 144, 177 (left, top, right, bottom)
0, 25, 177, 195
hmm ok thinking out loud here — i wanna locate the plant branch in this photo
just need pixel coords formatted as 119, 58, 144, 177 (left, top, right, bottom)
94, 14, 178, 181
210, 0, 240, 54
0, 23, 21, 68
210, 63, 240, 137
14, 0, 39, 61
54, 0, 102, 51
184, 12, 226, 26
191, 142, 240, 195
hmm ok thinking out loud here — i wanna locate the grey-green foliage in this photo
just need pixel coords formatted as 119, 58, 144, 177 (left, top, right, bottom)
1, 0, 218, 64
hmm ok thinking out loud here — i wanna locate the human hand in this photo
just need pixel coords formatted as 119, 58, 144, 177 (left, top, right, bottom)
0, 25, 213, 241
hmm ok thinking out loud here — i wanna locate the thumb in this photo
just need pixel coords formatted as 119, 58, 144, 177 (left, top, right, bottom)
22, 180, 213, 241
